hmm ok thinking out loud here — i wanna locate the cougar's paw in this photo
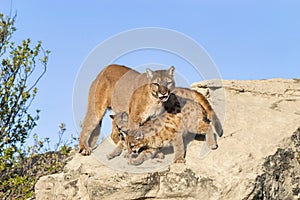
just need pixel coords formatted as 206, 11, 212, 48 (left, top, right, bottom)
79, 147, 92, 156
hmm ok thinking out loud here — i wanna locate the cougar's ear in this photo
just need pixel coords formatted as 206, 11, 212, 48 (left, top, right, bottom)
146, 68, 153, 79
168, 66, 175, 77
121, 112, 129, 122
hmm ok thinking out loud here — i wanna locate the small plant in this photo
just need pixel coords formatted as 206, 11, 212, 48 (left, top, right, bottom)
0, 13, 77, 199
0, 123, 77, 199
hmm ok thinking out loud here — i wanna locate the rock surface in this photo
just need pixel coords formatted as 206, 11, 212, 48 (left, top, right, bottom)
35, 79, 300, 200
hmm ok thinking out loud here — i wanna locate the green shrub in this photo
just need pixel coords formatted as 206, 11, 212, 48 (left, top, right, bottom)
0, 13, 77, 199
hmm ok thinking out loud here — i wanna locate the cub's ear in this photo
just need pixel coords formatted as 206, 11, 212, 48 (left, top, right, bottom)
135, 129, 144, 139
121, 112, 129, 122
146, 68, 153, 79
120, 131, 127, 139
168, 66, 175, 76
109, 114, 114, 119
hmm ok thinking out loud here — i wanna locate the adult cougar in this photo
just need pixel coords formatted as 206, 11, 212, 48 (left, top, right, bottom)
79, 64, 175, 155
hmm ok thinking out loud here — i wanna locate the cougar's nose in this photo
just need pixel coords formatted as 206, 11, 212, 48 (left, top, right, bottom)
161, 90, 167, 95
159, 86, 168, 95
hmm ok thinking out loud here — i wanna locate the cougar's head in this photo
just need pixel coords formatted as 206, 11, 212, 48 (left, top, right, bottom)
146, 66, 175, 102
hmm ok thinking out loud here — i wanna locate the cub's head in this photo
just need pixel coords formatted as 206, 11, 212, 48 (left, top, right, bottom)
146, 66, 175, 102
110, 112, 129, 140
126, 129, 147, 153
110, 112, 148, 153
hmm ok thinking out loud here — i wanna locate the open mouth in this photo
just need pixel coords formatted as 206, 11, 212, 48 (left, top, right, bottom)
158, 94, 170, 102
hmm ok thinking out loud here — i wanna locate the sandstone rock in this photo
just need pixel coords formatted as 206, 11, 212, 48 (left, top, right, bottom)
35, 79, 300, 200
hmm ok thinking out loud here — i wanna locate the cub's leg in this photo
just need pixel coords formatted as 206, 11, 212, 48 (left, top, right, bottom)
110, 119, 122, 144
128, 148, 158, 166
205, 125, 218, 150
106, 140, 125, 160
108, 120, 129, 159
172, 132, 186, 163
197, 120, 218, 150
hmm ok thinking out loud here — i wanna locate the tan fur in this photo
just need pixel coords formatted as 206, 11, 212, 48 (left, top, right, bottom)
79, 64, 133, 155
79, 64, 175, 155
172, 88, 223, 137
127, 84, 164, 130
108, 88, 221, 165
127, 67, 175, 130
128, 94, 216, 165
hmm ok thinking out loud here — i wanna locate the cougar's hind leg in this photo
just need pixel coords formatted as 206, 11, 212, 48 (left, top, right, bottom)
85, 101, 109, 154
79, 113, 101, 156
89, 120, 102, 149
79, 79, 109, 156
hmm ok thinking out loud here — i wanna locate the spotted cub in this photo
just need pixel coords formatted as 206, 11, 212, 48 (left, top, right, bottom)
108, 88, 221, 165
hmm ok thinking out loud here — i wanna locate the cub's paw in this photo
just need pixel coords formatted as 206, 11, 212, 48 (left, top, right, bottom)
207, 142, 218, 150
107, 147, 123, 160
174, 156, 186, 163
106, 153, 115, 160
79, 147, 92, 156
206, 133, 219, 150
123, 151, 133, 159
128, 156, 145, 166
155, 152, 165, 159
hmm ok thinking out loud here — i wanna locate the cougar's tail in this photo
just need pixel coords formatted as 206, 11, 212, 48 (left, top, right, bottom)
192, 90, 223, 137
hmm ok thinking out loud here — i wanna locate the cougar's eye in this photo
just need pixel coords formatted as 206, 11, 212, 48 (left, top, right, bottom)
167, 81, 173, 86
152, 82, 159, 86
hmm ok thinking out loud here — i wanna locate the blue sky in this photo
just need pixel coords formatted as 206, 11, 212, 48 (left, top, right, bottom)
1, 1, 300, 147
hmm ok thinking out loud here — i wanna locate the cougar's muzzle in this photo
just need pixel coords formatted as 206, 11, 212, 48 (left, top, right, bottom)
157, 85, 170, 102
